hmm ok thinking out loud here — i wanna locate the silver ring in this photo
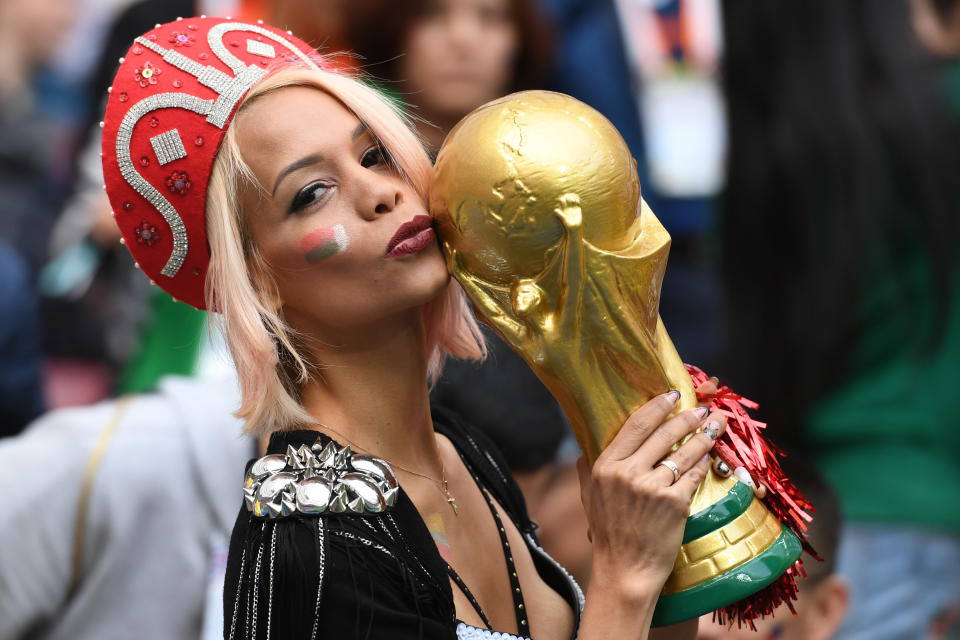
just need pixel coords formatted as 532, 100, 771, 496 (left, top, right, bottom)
657, 460, 681, 484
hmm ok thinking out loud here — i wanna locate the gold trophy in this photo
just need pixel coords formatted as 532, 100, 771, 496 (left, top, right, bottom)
430, 91, 802, 625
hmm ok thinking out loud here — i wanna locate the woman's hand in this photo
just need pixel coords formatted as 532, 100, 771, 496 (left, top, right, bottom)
576, 385, 726, 639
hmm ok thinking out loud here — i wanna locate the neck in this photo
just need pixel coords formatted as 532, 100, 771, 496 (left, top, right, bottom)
297, 307, 442, 476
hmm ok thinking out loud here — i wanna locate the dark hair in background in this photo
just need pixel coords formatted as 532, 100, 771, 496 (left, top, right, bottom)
720, 0, 960, 451
778, 455, 841, 581
431, 326, 569, 472
931, 0, 960, 22
341, 0, 553, 94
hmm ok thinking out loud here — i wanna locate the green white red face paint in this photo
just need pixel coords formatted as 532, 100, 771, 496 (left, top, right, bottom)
300, 223, 350, 263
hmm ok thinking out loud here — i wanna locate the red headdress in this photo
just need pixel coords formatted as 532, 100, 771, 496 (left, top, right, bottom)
101, 17, 324, 309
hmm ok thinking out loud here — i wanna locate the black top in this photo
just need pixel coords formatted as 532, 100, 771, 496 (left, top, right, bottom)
223, 407, 583, 639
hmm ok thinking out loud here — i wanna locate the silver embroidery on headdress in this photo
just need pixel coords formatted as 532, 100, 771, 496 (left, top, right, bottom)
243, 440, 400, 518
150, 129, 187, 165
114, 22, 321, 278
246, 39, 276, 59
116, 93, 213, 276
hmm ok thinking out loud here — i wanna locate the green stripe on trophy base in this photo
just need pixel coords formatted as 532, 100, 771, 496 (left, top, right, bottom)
682, 480, 754, 543
651, 526, 802, 627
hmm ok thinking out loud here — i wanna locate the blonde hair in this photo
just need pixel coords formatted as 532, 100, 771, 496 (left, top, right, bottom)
205, 66, 486, 436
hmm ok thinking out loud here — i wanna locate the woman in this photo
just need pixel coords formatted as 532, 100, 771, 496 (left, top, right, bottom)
100, 18, 724, 639
721, 1, 960, 637
343, 0, 551, 152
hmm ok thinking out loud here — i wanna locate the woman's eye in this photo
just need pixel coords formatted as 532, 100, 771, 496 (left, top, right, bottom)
361, 145, 389, 169
290, 182, 328, 213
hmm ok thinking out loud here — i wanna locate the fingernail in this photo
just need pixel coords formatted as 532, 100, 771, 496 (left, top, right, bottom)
666, 390, 681, 404
702, 421, 721, 440
700, 453, 710, 464
713, 458, 732, 476
694, 406, 709, 419
734, 466, 755, 486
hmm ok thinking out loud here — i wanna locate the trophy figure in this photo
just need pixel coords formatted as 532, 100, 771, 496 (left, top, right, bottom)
430, 91, 806, 626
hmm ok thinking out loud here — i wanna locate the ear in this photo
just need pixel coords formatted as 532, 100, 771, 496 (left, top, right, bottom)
800, 575, 850, 640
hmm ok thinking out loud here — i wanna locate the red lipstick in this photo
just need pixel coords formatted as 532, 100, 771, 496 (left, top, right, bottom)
386, 214, 435, 258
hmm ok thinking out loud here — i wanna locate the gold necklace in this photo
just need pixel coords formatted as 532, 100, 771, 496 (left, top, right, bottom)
315, 423, 460, 516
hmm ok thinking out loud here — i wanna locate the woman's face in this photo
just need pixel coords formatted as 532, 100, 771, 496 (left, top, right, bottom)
400, 0, 518, 121
234, 86, 449, 334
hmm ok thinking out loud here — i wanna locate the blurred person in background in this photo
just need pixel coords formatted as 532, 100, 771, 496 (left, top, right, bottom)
0, 374, 251, 640
721, 1, 960, 638
236, 0, 352, 51
0, 242, 46, 436
697, 459, 849, 640
343, 0, 552, 153
614, 0, 724, 373
0, 0, 75, 434
912, 0, 960, 59
42, 0, 208, 409
0, 0, 75, 278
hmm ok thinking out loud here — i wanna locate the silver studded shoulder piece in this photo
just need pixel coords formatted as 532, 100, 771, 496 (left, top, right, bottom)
243, 440, 399, 519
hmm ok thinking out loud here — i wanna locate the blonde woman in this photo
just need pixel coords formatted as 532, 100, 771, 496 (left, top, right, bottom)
100, 18, 724, 640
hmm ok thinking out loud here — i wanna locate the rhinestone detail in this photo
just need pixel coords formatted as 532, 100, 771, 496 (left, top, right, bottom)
150, 129, 187, 165
246, 39, 276, 58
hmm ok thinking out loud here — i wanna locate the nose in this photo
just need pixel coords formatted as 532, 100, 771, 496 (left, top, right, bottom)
357, 172, 404, 220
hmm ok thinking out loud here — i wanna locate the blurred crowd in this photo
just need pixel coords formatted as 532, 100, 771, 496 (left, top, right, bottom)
1, 0, 958, 639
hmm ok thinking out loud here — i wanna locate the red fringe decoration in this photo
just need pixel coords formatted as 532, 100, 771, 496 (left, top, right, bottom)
715, 565, 802, 630
686, 364, 819, 627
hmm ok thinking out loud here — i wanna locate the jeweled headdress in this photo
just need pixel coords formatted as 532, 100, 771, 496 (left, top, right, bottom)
100, 16, 324, 309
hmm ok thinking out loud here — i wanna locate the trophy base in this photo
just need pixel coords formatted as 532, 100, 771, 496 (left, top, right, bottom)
651, 525, 802, 627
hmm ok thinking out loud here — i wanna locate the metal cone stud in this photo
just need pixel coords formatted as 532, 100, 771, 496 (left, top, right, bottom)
286, 444, 303, 469
383, 486, 399, 507
334, 445, 351, 468
329, 491, 347, 513
318, 442, 337, 468
298, 444, 317, 468
266, 500, 283, 519
346, 495, 365, 513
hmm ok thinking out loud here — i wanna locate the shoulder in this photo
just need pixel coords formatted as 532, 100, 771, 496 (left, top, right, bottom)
225, 507, 454, 639
225, 431, 456, 638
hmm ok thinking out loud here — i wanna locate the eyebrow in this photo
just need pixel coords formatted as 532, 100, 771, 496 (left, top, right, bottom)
270, 123, 371, 197
272, 153, 323, 197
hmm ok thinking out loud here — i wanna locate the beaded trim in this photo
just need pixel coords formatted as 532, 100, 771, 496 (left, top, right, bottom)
455, 622, 531, 640
243, 440, 399, 518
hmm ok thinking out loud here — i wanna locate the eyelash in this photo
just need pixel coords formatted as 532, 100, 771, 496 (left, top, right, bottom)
288, 145, 391, 214
289, 182, 329, 213
361, 144, 390, 169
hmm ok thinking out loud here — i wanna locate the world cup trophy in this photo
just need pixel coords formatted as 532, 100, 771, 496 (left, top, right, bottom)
430, 91, 810, 626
